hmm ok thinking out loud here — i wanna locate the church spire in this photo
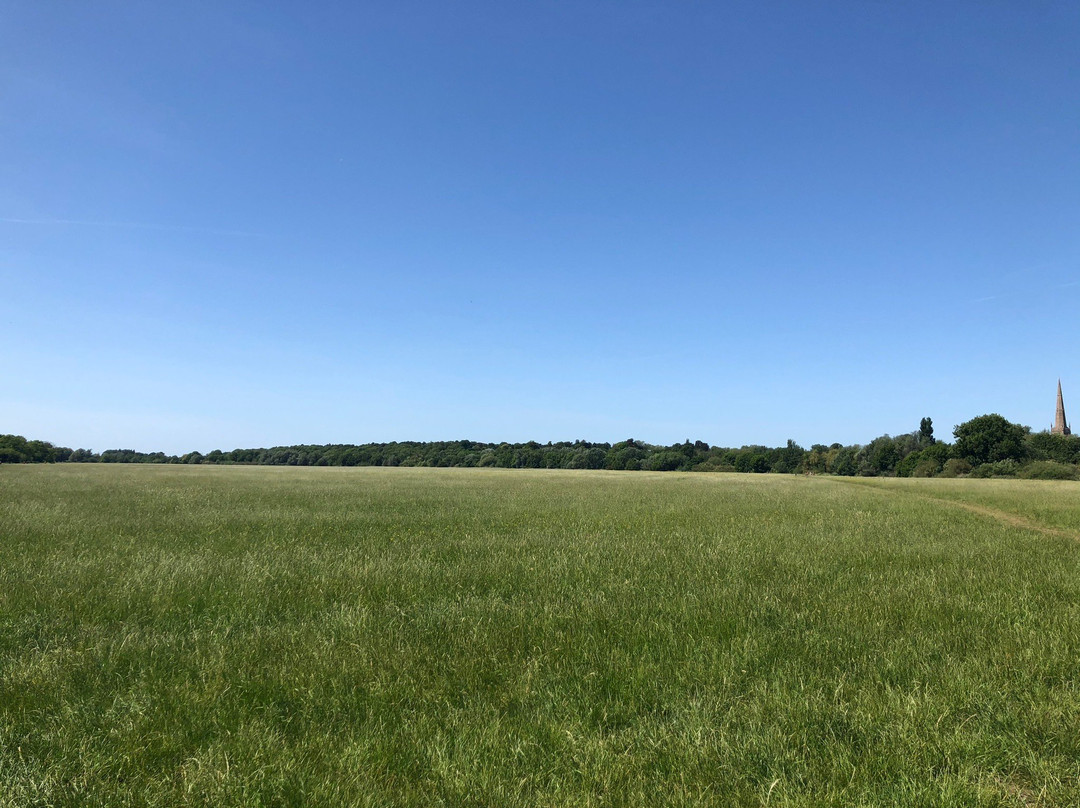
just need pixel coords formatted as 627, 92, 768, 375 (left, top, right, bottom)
1052, 380, 1071, 435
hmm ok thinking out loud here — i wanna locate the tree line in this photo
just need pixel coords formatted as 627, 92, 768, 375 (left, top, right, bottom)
2, 415, 1079, 479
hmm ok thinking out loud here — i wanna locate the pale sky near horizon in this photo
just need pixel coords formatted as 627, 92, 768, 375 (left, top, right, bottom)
2, 1, 1078, 454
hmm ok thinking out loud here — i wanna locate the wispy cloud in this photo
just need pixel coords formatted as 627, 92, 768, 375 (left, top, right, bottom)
0, 217, 267, 238
968, 273, 1079, 304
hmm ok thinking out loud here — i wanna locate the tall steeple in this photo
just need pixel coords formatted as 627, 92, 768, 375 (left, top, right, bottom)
1052, 380, 1071, 435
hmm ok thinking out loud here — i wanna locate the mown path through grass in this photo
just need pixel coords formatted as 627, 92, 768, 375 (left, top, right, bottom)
2, 466, 1079, 807
833, 477, 1080, 543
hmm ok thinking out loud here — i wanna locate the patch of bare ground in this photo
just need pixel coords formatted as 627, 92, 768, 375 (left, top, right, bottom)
992, 774, 1046, 808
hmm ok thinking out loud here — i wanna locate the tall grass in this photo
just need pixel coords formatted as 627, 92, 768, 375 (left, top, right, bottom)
1, 465, 1078, 806
857, 476, 1080, 534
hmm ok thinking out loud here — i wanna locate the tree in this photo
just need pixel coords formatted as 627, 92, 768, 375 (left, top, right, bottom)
647, 451, 685, 471
1026, 432, 1080, 464
772, 439, 806, 474
804, 446, 829, 474
828, 446, 859, 476
895, 450, 923, 478
605, 441, 645, 470
859, 435, 900, 475
919, 417, 935, 445
953, 414, 1027, 466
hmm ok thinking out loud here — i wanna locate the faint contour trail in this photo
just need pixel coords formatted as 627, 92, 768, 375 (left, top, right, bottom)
827, 478, 1080, 542
930, 498, 1079, 541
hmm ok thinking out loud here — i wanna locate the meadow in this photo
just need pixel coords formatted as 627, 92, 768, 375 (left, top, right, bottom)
1, 465, 1078, 807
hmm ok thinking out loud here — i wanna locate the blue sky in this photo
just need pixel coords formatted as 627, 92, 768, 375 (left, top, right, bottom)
2, 1, 1078, 454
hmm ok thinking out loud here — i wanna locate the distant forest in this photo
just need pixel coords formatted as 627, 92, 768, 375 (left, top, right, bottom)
3, 415, 1079, 479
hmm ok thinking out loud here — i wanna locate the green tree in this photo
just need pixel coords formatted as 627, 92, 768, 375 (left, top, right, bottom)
919, 417, 935, 445
646, 451, 684, 471
772, 439, 806, 474
804, 445, 829, 474
606, 441, 645, 470
953, 414, 1027, 466
895, 450, 923, 478
1025, 432, 1080, 464
828, 446, 859, 476
897, 441, 952, 477
864, 436, 900, 475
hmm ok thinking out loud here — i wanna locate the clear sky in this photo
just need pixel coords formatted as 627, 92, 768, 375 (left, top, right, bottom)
2, 1, 1078, 454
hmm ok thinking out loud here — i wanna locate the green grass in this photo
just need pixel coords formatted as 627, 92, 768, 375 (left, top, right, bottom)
1, 465, 1079, 806
856, 476, 1080, 534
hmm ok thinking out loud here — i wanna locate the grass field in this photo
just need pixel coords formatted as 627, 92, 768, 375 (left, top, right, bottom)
2, 465, 1079, 807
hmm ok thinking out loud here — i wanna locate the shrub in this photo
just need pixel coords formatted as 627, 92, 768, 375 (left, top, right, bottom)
970, 459, 1022, 478
911, 460, 940, 478
939, 458, 972, 478
690, 459, 735, 473
1018, 460, 1079, 481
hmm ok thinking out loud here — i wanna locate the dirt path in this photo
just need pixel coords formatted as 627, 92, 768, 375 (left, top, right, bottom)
830, 478, 1080, 542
